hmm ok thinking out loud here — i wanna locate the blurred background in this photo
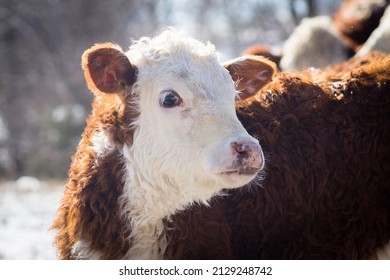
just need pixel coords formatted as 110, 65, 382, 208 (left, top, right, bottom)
0, 0, 344, 180
0, 0, 388, 259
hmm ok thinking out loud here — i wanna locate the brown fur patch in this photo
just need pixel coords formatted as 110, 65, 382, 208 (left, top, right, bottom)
51, 81, 139, 259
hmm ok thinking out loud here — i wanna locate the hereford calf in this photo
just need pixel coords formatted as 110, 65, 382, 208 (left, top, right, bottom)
51, 29, 274, 259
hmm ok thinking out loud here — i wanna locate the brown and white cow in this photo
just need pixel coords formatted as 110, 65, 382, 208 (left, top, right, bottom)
51, 29, 274, 259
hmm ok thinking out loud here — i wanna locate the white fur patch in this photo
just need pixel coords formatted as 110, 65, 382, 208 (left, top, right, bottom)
120, 143, 222, 259
89, 130, 115, 157
71, 240, 102, 260
357, 6, 390, 56
280, 16, 348, 70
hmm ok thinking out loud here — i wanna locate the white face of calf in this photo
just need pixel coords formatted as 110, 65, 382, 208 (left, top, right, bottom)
134, 55, 262, 191
82, 30, 275, 197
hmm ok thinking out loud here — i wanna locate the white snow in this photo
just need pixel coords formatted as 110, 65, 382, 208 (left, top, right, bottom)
0, 180, 63, 260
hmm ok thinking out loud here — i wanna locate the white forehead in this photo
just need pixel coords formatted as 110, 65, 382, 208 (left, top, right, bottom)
127, 29, 217, 63
125, 29, 235, 101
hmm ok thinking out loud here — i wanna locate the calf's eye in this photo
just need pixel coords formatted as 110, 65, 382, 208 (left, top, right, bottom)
160, 90, 182, 108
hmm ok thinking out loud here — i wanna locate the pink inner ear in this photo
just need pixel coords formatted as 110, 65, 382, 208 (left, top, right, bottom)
257, 70, 272, 83
84, 45, 137, 94
225, 56, 276, 99
102, 70, 117, 92
89, 53, 118, 93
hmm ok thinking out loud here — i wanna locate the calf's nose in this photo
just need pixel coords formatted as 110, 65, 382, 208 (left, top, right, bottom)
231, 140, 260, 157
231, 139, 264, 170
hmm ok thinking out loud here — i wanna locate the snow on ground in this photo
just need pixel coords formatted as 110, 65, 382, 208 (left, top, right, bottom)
0, 178, 64, 260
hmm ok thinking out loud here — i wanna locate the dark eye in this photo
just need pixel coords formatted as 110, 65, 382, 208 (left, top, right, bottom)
160, 90, 182, 108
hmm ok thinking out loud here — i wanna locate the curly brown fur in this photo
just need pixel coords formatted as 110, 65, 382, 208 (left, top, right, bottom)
51, 91, 138, 259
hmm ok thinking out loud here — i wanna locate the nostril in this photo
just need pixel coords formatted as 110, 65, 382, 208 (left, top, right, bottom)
230, 139, 263, 171
231, 141, 254, 157
237, 144, 247, 155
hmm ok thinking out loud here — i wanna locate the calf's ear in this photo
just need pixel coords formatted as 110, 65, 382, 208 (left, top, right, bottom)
81, 43, 137, 95
224, 55, 276, 99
